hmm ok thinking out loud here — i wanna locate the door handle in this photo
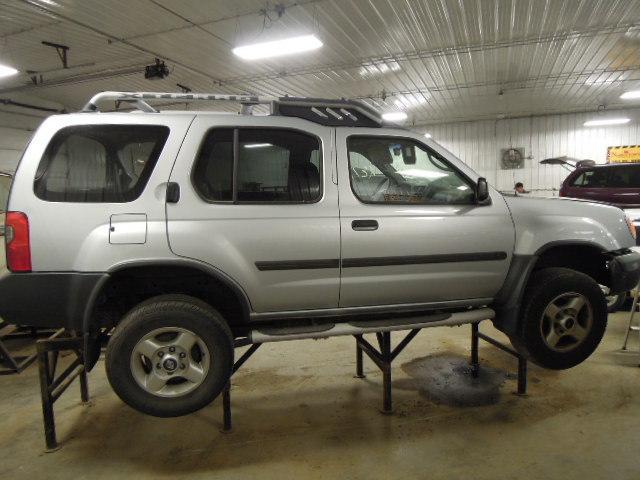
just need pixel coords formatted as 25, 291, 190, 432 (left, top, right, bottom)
166, 182, 180, 203
352, 219, 378, 231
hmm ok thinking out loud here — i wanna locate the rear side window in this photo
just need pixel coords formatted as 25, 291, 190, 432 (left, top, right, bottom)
192, 128, 321, 203
34, 125, 169, 202
571, 166, 640, 188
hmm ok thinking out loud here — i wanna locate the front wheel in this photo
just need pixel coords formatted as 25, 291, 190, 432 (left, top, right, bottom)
106, 295, 233, 417
511, 267, 607, 370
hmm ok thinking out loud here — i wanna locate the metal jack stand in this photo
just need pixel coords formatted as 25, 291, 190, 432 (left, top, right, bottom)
0, 320, 44, 374
221, 339, 262, 432
470, 322, 528, 395
37, 329, 89, 451
354, 329, 421, 413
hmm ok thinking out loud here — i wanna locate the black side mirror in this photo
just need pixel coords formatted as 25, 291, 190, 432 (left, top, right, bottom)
476, 177, 489, 202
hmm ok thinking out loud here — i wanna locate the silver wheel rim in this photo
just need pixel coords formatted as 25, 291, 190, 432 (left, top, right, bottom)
606, 294, 619, 308
540, 292, 593, 352
130, 327, 211, 398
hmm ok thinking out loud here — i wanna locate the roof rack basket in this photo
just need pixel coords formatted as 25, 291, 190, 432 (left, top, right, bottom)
81, 91, 383, 127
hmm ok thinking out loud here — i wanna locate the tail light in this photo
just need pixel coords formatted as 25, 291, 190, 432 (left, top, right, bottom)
5, 211, 32, 272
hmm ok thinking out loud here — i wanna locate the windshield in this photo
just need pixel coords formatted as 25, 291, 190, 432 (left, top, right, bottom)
571, 166, 640, 188
0, 174, 12, 213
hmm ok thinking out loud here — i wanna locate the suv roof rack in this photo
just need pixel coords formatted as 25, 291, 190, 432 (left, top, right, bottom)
81, 91, 383, 127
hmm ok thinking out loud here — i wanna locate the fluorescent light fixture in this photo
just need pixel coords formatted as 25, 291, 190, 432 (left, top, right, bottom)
382, 112, 407, 122
583, 118, 631, 127
0, 63, 18, 78
620, 90, 640, 100
243, 143, 272, 149
424, 133, 432, 139
232, 35, 323, 60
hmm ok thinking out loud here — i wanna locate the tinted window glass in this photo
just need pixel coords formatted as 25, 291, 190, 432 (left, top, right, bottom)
0, 174, 11, 212
571, 166, 640, 188
347, 136, 474, 204
238, 129, 320, 202
607, 166, 640, 188
34, 125, 169, 203
193, 128, 322, 203
571, 169, 608, 187
192, 129, 234, 201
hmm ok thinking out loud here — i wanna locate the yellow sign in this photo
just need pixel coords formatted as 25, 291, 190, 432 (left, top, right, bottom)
608, 145, 640, 163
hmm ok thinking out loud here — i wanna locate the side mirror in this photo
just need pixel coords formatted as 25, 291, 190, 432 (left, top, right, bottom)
476, 177, 489, 202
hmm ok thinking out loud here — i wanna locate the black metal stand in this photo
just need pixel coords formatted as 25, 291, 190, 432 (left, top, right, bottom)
221, 340, 262, 432
353, 329, 421, 413
0, 320, 44, 375
470, 322, 528, 395
37, 329, 89, 451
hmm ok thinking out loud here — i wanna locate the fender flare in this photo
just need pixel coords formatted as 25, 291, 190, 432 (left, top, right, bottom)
81, 258, 253, 334
492, 240, 607, 337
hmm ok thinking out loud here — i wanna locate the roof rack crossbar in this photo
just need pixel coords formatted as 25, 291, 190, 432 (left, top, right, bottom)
81, 91, 384, 127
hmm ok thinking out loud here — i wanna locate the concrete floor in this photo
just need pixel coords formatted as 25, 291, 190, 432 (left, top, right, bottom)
1, 314, 640, 480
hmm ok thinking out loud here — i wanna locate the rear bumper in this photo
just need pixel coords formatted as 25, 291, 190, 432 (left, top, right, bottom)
607, 249, 640, 294
0, 270, 107, 330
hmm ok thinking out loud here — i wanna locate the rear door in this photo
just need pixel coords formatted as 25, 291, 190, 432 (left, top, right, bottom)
166, 115, 340, 314
336, 129, 514, 308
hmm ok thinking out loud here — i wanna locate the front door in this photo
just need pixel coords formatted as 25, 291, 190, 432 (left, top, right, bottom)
336, 129, 514, 308
167, 116, 340, 314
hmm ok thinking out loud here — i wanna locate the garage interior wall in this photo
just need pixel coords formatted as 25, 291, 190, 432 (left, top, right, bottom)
425, 108, 640, 195
0, 94, 63, 174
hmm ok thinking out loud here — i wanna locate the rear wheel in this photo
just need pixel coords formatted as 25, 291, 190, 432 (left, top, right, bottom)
106, 295, 233, 417
511, 268, 607, 370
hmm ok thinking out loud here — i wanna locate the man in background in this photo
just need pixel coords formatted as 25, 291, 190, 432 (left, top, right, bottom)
514, 182, 529, 194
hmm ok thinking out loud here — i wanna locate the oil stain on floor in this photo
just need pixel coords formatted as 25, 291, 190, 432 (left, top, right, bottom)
398, 353, 508, 407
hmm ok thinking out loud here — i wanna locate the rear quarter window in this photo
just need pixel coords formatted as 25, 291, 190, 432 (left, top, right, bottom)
34, 125, 169, 203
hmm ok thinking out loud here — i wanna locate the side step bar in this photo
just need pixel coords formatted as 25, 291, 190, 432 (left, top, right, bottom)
249, 308, 495, 344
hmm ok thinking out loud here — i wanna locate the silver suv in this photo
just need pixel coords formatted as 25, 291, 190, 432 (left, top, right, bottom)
1, 91, 639, 418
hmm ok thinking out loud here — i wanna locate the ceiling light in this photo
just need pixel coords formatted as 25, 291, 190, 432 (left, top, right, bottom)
620, 90, 640, 100
382, 112, 408, 122
583, 118, 631, 127
232, 35, 322, 60
424, 133, 432, 139
243, 143, 273, 149
0, 63, 18, 78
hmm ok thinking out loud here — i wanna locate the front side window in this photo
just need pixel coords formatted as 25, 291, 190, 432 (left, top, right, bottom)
347, 136, 475, 204
34, 125, 169, 202
193, 128, 322, 203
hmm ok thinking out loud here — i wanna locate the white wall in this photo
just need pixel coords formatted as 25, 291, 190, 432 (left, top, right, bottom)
0, 94, 63, 174
424, 108, 640, 196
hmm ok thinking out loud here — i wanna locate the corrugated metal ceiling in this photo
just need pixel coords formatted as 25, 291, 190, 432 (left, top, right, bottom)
0, 0, 638, 123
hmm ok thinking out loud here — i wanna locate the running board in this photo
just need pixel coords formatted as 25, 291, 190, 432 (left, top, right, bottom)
249, 308, 495, 344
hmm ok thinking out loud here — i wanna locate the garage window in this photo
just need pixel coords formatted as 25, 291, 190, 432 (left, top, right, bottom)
34, 125, 169, 203
192, 128, 322, 203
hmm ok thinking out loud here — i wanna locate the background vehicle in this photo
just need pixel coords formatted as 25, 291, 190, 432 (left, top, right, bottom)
556, 162, 640, 311
1, 92, 639, 418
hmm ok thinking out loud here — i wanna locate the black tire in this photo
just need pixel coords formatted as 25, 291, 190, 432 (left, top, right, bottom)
106, 294, 233, 417
605, 291, 626, 313
511, 267, 607, 370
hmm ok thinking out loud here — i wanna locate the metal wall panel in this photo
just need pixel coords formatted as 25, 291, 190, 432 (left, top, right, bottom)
423, 108, 640, 195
